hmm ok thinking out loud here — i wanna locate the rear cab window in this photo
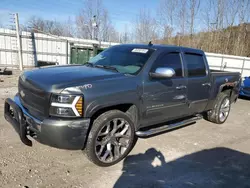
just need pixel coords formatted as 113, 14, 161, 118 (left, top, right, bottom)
184, 53, 207, 77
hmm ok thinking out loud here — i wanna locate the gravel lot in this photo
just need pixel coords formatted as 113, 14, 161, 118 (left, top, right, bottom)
1, 73, 250, 188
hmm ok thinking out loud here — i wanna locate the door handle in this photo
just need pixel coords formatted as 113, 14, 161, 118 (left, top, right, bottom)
202, 83, 211, 87
176, 85, 187, 90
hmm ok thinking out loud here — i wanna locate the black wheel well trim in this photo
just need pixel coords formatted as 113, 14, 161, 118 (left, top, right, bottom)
219, 84, 234, 95
89, 103, 140, 128
218, 83, 239, 103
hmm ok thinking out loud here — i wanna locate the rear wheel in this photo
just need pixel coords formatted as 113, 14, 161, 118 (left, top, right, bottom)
205, 92, 231, 124
85, 110, 137, 167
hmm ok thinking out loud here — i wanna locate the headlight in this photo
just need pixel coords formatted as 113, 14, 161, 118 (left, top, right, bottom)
50, 94, 83, 117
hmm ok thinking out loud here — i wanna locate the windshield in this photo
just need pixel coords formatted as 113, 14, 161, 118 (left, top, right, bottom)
88, 46, 155, 74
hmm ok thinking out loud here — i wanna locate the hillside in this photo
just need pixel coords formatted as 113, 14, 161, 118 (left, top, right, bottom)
156, 23, 250, 57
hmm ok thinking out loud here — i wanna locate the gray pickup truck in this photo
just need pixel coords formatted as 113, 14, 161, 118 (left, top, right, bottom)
4, 44, 241, 166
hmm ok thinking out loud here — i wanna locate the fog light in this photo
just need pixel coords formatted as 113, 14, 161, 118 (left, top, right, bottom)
57, 108, 70, 115
49, 106, 75, 117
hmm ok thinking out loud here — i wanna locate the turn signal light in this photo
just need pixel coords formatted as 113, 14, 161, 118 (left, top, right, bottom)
75, 97, 83, 116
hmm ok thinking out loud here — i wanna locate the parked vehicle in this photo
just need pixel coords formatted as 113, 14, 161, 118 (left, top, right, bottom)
240, 76, 250, 97
4, 44, 241, 166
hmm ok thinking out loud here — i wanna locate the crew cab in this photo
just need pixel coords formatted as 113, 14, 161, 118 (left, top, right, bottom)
4, 44, 241, 166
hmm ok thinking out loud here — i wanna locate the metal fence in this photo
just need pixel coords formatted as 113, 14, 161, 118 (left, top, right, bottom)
1, 26, 250, 77
206, 52, 250, 77
0, 27, 119, 69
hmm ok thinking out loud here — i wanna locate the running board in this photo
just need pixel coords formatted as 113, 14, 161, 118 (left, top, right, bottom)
136, 115, 203, 137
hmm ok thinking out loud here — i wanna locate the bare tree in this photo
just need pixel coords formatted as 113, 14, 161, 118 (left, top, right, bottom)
121, 24, 130, 43
225, 0, 240, 27
178, 0, 188, 36
62, 16, 76, 37
205, 0, 226, 53
223, 0, 240, 54
236, 0, 250, 55
99, 9, 114, 42
188, 0, 200, 36
26, 16, 65, 36
158, 0, 178, 39
134, 8, 158, 43
155, 0, 250, 56
108, 26, 120, 42
239, 0, 250, 24
76, 0, 101, 39
76, 0, 116, 41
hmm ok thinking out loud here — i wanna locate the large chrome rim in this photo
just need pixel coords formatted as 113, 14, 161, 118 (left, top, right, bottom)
219, 98, 230, 122
95, 118, 132, 163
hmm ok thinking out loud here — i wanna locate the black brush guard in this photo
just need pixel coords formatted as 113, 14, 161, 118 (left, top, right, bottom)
4, 98, 32, 146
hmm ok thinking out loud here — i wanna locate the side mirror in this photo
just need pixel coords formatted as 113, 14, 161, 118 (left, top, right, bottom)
150, 67, 176, 78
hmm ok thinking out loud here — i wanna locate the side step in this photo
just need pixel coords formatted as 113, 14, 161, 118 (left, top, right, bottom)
136, 115, 203, 137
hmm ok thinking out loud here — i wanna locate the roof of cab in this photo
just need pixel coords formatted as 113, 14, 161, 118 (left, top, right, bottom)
116, 44, 204, 54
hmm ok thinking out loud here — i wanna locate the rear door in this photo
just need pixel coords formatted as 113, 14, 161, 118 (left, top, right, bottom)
183, 52, 211, 114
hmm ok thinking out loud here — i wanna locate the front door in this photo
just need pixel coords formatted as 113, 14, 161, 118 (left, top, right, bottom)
142, 52, 188, 126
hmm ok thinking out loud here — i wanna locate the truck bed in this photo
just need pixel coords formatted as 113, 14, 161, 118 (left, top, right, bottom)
210, 69, 241, 77
205, 69, 241, 110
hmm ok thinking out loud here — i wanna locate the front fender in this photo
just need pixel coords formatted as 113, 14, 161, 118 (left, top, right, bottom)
83, 76, 143, 118
85, 92, 141, 118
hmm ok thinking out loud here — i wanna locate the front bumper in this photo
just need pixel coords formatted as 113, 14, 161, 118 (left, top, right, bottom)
4, 95, 90, 150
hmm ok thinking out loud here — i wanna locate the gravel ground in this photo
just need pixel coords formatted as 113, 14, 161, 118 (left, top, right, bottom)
1, 73, 250, 188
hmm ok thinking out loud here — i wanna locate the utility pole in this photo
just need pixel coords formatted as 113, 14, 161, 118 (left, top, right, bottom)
92, 15, 98, 40
15, 13, 23, 71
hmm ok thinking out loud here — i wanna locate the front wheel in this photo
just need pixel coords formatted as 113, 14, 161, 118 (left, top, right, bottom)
205, 92, 231, 124
85, 110, 137, 167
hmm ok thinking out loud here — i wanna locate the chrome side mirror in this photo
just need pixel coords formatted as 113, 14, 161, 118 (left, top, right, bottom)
150, 67, 176, 78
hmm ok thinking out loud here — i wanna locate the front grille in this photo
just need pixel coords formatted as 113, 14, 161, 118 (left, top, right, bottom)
18, 78, 50, 120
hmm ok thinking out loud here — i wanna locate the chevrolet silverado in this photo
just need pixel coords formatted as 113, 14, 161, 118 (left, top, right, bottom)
4, 44, 241, 166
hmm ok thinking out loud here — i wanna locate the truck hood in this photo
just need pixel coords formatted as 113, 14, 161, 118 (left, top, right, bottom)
22, 65, 125, 92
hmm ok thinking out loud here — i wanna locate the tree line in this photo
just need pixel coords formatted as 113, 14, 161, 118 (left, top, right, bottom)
23, 0, 120, 43
22, 0, 250, 56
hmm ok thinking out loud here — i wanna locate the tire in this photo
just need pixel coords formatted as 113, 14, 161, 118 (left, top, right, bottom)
85, 110, 137, 167
205, 92, 231, 124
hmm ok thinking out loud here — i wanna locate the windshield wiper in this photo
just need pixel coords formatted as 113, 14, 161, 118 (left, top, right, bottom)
95, 65, 119, 72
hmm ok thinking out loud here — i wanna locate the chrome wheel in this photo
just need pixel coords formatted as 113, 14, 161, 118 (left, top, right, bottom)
95, 118, 132, 163
219, 98, 230, 122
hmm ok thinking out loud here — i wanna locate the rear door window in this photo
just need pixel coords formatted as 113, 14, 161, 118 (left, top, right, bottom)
184, 53, 206, 77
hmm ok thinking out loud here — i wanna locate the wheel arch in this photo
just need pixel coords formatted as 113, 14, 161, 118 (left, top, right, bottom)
89, 103, 140, 129
220, 84, 237, 102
